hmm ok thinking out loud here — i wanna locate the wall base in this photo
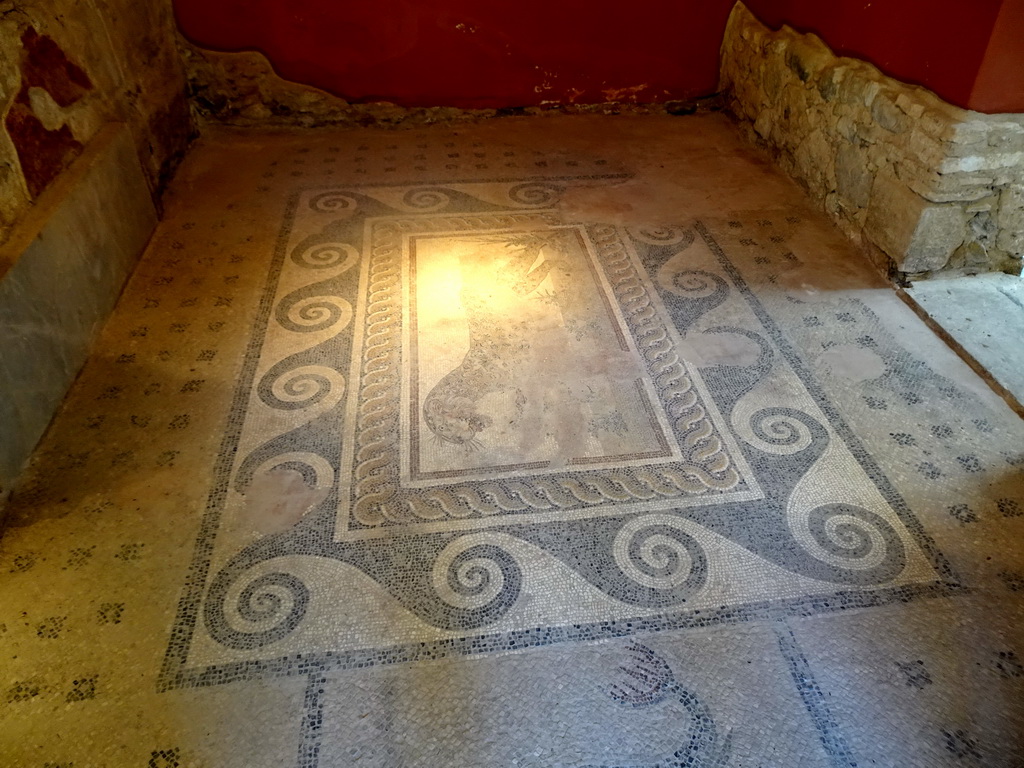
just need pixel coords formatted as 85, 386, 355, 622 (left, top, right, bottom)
0, 123, 156, 500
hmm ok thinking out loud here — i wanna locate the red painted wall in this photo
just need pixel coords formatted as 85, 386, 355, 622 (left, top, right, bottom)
173, 0, 736, 108
969, 0, 1024, 113
174, 0, 1024, 113
743, 0, 1022, 113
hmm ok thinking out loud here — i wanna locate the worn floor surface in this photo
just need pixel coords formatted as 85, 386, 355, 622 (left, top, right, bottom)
1, 114, 1022, 767
907, 273, 1024, 409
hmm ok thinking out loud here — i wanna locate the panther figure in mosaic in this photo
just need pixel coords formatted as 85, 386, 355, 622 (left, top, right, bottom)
422, 231, 570, 447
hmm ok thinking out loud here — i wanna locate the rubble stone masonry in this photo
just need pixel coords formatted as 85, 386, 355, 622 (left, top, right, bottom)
720, 2, 1024, 278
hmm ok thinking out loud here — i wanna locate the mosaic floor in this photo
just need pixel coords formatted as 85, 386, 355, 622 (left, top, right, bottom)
1, 115, 1022, 767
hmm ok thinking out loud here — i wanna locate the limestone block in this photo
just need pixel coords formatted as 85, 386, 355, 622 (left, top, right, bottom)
919, 181, 1004, 204
835, 143, 872, 208
950, 120, 996, 150
753, 110, 774, 140
899, 130, 947, 170
835, 114, 858, 142
852, 118, 884, 146
838, 71, 881, 108
784, 34, 832, 83
865, 176, 967, 272
940, 151, 1024, 174
997, 185, 1024, 256
949, 240, 990, 271
795, 129, 835, 194
894, 93, 925, 120
762, 57, 787, 102
917, 111, 952, 142
780, 83, 809, 122
817, 65, 844, 102
965, 194, 999, 213
983, 120, 1024, 150
871, 92, 908, 134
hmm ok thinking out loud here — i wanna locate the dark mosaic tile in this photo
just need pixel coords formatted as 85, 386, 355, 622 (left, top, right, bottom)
63, 546, 95, 570
997, 499, 1021, 518
156, 451, 180, 467
6, 680, 43, 702
957, 455, 982, 473
97, 602, 125, 625
35, 616, 67, 639
997, 571, 1024, 591
895, 660, 933, 689
65, 675, 97, 702
947, 504, 978, 524
114, 543, 145, 562
890, 432, 916, 446
8, 552, 39, 573
991, 650, 1024, 679
148, 748, 182, 768
942, 728, 982, 760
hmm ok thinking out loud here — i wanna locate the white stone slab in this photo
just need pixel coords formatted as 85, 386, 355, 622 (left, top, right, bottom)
907, 273, 1024, 404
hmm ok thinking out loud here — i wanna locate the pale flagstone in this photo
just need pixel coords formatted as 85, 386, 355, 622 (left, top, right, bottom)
0, 115, 1021, 768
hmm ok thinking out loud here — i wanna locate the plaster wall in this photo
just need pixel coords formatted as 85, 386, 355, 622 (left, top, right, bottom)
174, 0, 1022, 114
173, 0, 738, 110
0, 0, 193, 245
742, 0, 1021, 113
969, 0, 1024, 114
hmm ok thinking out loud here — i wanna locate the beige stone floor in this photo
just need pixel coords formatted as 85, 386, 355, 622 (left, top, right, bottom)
1, 114, 1022, 767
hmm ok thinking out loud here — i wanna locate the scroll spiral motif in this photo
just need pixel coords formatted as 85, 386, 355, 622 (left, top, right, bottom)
257, 364, 344, 411
276, 295, 353, 334
613, 516, 708, 593
290, 242, 359, 271
667, 269, 729, 301
744, 407, 817, 455
628, 226, 695, 247
402, 187, 452, 210
430, 537, 522, 625
308, 192, 358, 213
797, 503, 906, 574
243, 451, 336, 494
507, 182, 561, 206
205, 569, 310, 650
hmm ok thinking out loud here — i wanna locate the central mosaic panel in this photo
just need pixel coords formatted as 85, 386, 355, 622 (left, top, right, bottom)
338, 214, 758, 540
162, 180, 954, 688
408, 229, 674, 479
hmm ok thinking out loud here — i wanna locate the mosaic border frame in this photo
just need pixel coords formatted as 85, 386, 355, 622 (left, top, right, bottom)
159, 178, 964, 692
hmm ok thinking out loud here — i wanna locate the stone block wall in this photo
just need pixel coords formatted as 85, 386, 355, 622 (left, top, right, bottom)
720, 2, 1024, 279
